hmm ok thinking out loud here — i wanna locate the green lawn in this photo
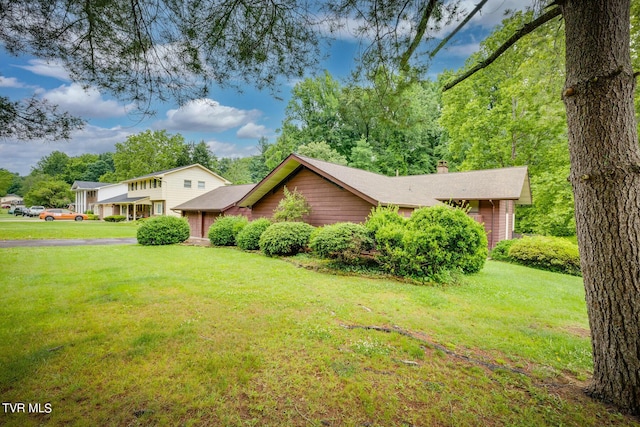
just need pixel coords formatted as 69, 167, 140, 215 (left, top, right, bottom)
0, 215, 138, 239
0, 241, 636, 426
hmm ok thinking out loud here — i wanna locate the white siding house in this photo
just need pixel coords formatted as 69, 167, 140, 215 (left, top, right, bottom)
94, 164, 229, 220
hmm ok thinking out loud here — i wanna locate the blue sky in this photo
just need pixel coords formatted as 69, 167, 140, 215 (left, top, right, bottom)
0, 0, 526, 176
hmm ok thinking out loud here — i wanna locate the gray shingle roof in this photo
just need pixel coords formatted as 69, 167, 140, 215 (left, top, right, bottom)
72, 181, 114, 190
173, 184, 256, 212
239, 154, 531, 208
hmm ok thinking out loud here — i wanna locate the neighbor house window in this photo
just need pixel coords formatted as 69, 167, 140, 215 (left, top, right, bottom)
198, 181, 205, 189
184, 180, 192, 188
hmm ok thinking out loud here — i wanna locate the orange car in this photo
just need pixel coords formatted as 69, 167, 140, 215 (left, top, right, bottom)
39, 209, 88, 221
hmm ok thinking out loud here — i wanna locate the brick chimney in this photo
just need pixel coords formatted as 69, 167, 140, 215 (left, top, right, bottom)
437, 160, 449, 174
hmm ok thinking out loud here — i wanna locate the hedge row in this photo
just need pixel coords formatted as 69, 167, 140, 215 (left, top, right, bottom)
490, 236, 581, 276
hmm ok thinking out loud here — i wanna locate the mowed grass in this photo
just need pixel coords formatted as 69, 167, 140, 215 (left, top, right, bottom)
0, 217, 138, 239
0, 244, 636, 426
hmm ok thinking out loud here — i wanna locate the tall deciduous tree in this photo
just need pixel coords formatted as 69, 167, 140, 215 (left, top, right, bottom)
106, 130, 186, 180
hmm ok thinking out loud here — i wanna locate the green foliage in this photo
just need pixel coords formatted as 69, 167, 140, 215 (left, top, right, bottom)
266, 72, 445, 175
23, 178, 73, 207
297, 141, 348, 165
364, 205, 406, 236
136, 216, 190, 246
111, 130, 187, 181
259, 221, 315, 256
366, 205, 488, 281
505, 236, 581, 276
104, 215, 127, 222
207, 215, 249, 246
490, 239, 516, 261
309, 222, 373, 263
272, 186, 311, 222
236, 218, 272, 251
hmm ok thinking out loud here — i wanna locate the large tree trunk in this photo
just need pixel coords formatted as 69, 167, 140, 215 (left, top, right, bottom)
562, 0, 640, 414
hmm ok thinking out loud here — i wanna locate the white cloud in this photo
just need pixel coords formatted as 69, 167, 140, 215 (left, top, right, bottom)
442, 42, 481, 58
0, 76, 30, 88
0, 125, 134, 176
155, 98, 261, 133
16, 59, 70, 81
207, 139, 258, 158
236, 122, 268, 139
42, 83, 131, 118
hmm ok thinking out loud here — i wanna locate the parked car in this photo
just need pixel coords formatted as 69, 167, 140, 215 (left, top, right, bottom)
25, 206, 46, 217
39, 209, 88, 221
12, 205, 28, 216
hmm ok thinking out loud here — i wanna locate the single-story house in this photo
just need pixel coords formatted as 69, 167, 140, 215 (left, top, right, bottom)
1, 194, 23, 208
174, 154, 532, 248
173, 184, 255, 238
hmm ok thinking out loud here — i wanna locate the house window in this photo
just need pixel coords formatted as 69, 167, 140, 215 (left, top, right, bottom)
467, 200, 479, 213
154, 202, 163, 215
198, 181, 205, 189
143, 181, 146, 189
153, 179, 157, 188
184, 180, 192, 188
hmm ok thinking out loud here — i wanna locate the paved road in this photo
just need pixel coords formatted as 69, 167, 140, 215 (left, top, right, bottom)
0, 238, 137, 248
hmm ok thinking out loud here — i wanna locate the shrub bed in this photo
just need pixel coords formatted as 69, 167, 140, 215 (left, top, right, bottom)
503, 236, 581, 276
208, 215, 249, 246
237, 218, 272, 251
259, 222, 315, 256
137, 216, 190, 246
310, 222, 373, 263
366, 205, 488, 281
104, 215, 126, 222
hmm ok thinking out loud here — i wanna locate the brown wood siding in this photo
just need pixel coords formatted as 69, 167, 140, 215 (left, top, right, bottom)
476, 199, 513, 249
250, 168, 375, 226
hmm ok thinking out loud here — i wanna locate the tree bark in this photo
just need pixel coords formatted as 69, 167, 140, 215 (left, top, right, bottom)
562, 0, 640, 414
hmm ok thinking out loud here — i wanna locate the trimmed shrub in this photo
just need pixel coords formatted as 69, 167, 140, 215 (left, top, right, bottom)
310, 222, 373, 263
237, 218, 272, 251
367, 205, 488, 280
406, 206, 488, 274
137, 215, 190, 246
259, 222, 315, 256
490, 239, 516, 261
365, 205, 406, 236
104, 215, 126, 222
507, 236, 581, 276
208, 215, 249, 246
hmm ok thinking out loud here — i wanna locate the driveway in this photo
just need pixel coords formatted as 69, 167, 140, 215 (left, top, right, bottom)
0, 238, 137, 248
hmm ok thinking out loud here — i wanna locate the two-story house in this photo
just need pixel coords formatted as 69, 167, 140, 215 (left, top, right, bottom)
94, 164, 229, 220
71, 181, 117, 213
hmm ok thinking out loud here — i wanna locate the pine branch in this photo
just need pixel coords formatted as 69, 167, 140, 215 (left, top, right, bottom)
399, 0, 439, 71
443, 6, 562, 92
429, 0, 489, 59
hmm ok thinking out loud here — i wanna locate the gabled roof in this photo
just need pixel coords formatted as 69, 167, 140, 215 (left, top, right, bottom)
121, 164, 231, 184
238, 154, 532, 208
71, 181, 114, 190
173, 184, 256, 212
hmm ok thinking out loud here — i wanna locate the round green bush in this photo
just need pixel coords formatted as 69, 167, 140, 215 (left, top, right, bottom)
236, 218, 272, 251
259, 222, 315, 256
369, 205, 488, 280
406, 206, 488, 274
365, 205, 406, 236
104, 215, 126, 222
207, 215, 249, 246
490, 239, 516, 261
507, 236, 581, 276
310, 222, 373, 262
136, 215, 190, 246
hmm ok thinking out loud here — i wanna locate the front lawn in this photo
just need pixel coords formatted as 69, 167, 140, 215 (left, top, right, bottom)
0, 244, 635, 426
0, 219, 138, 240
